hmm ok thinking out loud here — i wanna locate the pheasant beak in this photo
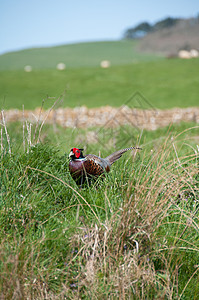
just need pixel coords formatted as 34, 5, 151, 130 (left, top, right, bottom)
69, 150, 74, 158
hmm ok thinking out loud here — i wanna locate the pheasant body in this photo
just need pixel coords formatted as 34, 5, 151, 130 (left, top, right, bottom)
69, 147, 141, 186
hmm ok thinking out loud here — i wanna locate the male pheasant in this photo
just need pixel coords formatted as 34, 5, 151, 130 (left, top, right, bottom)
69, 147, 141, 186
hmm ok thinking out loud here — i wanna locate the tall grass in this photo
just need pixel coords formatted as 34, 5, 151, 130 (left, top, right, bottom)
0, 113, 198, 299
66, 134, 198, 299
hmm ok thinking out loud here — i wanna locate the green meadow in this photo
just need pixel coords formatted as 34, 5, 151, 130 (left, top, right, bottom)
1, 121, 199, 299
0, 41, 199, 298
1, 58, 199, 110
0, 41, 160, 71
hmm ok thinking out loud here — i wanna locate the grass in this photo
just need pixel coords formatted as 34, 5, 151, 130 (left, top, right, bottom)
0, 40, 160, 71
1, 58, 199, 110
0, 39, 198, 298
0, 114, 198, 299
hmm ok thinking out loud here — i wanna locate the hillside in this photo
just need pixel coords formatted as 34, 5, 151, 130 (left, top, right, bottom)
137, 18, 199, 55
0, 40, 160, 71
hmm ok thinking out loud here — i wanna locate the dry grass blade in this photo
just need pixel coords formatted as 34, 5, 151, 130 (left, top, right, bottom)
1, 110, 11, 155
37, 92, 65, 144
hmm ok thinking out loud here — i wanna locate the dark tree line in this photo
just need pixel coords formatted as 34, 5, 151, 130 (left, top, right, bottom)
124, 16, 198, 39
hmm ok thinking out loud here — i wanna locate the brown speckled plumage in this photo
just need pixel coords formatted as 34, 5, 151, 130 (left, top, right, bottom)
69, 147, 141, 186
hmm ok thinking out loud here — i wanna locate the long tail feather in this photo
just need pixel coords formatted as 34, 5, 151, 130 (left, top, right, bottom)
105, 146, 141, 165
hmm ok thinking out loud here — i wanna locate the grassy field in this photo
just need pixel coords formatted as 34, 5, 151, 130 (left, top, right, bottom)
0, 117, 199, 299
1, 58, 199, 110
0, 41, 199, 298
0, 40, 160, 71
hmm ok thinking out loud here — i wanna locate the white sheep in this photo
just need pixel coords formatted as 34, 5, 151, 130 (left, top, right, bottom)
190, 49, 199, 58
178, 50, 191, 59
56, 63, 66, 70
24, 65, 32, 72
100, 60, 111, 68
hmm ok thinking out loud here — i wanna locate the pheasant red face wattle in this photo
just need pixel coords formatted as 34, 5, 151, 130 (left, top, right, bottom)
73, 148, 81, 159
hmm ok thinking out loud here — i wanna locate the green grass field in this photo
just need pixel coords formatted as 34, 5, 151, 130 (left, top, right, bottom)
0, 40, 160, 71
1, 58, 199, 110
0, 120, 199, 299
0, 41, 199, 298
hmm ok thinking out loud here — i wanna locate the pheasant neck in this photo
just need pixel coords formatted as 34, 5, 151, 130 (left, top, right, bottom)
73, 158, 86, 162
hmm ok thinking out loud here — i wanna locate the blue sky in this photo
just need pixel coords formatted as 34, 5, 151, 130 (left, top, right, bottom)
0, 0, 198, 54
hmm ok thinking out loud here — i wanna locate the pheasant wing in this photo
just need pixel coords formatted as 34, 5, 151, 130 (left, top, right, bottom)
84, 154, 109, 176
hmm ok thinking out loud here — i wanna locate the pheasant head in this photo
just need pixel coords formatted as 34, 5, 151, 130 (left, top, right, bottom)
69, 148, 84, 160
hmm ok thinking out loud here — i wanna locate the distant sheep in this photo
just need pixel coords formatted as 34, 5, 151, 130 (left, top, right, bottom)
190, 49, 199, 58
178, 50, 191, 59
100, 60, 111, 68
56, 63, 66, 70
178, 49, 199, 59
24, 65, 32, 72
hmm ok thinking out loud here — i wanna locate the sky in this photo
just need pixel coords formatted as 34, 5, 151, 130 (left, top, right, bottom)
0, 0, 198, 54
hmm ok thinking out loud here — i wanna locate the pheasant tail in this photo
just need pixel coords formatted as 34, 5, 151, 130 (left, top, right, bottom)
105, 146, 141, 165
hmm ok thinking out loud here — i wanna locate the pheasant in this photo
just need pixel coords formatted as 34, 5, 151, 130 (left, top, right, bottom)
69, 146, 141, 186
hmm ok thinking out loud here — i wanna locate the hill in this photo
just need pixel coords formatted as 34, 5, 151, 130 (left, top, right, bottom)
138, 18, 199, 55
0, 40, 160, 71
124, 16, 199, 55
